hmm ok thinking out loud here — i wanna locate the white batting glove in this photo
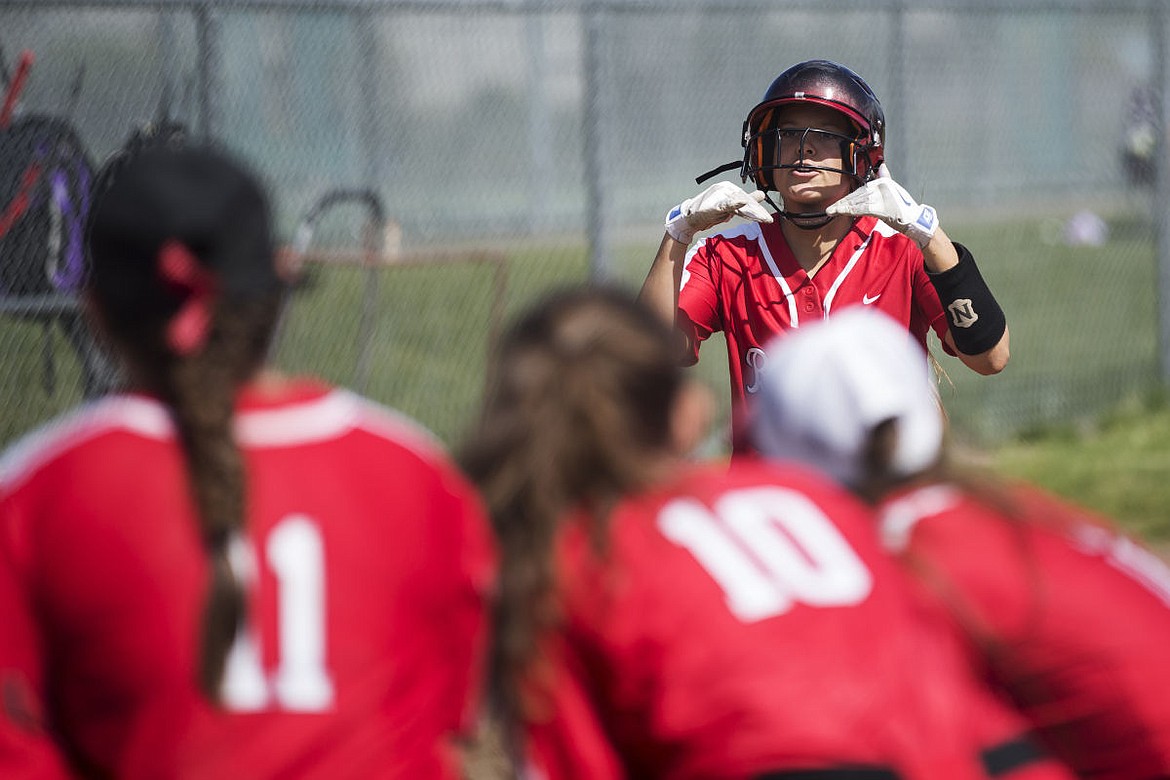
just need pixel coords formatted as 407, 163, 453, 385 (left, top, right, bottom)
665, 181, 772, 245
825, 164, 938, 249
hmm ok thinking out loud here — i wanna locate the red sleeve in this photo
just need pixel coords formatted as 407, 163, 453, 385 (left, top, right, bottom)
0, 501, 73, 779
428, 461, 498, 763
522, 633, 627, 780
677, 239, 722, 365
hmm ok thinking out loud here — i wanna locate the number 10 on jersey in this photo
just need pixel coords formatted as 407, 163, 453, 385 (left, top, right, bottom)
659, 487, 873, 622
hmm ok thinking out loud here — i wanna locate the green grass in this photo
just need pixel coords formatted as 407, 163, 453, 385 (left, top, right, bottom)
987, 389, 1170, 541
270, 246, 593, 445
928, 214, 1160, 443
0, 316, 92, 445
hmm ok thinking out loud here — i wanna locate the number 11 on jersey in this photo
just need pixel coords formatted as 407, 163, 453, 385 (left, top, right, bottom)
220, 515, 337, 712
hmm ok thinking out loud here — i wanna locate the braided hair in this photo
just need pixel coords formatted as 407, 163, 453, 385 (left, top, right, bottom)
85, 143, 284, 699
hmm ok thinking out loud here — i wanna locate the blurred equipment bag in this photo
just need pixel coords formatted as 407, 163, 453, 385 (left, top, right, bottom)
0, 114, 94, 297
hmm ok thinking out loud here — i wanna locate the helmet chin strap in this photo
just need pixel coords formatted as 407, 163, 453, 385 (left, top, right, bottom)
762, 191, 833, 230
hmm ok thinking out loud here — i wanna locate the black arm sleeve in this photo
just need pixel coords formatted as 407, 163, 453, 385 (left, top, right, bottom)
926, 242, 1007, 355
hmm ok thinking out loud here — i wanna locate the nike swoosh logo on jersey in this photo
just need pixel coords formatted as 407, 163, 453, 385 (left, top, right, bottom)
863, 293, 881, 305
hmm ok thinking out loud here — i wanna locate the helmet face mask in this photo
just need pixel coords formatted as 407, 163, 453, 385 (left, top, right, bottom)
747, 126, 867, 192
741, 60, 885, 193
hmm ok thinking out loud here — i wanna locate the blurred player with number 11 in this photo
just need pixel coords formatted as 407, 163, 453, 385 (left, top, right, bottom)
0, 142, 496, 779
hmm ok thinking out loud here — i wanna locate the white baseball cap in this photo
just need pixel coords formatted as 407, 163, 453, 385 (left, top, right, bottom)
750, 307, 944, 487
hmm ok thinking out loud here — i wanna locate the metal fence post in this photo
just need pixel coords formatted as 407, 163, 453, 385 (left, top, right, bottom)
1156, 0, 1170, 383
355, 10, 384, 197
194, 2, 221, 141
583, 3, 612, 282
526, 13, 555, 234
889, 0, 908, 185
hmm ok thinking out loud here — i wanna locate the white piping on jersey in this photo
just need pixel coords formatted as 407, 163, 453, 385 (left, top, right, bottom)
682, 223, 801, 326
1105, 534, 1170, 608
750, 222, 800, 326
234, 390, 361, 447
0, 390, 446, 493
680, 237, 704, 291
1067, 523, 1170, 608
692, 221, 887, 326
878, 484, 962, 552
0, 396, 173, 491
822, 233, 874, 317
275, 390, 446, 464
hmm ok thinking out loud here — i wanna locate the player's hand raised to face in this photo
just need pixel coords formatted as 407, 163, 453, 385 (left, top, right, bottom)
665, 181, 773, 245
826, 164, 938, 249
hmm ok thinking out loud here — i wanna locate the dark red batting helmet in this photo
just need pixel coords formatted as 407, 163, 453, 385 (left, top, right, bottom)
741, 59, 886, 191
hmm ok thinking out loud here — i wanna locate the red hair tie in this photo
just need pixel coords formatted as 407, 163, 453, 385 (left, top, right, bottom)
157, 240, 217, 356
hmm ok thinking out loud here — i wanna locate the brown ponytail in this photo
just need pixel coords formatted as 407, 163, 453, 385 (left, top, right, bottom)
460, 286, 683, 739
99, 290, 280, 699
85, 143, 284, 701
162, 295, 280, 697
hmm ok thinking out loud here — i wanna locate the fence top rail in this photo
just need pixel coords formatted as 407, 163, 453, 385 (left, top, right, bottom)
1, 0, 1163, 12
0, 295, 79, 317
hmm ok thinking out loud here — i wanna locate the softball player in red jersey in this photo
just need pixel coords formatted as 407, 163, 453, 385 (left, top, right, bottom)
0, 145, 496, 779
675, 215, 943, 442
878, 485, 1170, 780
462, 287, 1072, 780
752, 306, 1170, 780
640, 60, 1009, 454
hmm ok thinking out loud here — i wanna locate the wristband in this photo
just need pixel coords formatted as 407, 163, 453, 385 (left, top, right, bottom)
927, 242, 1006, 355
664, 204, 694, 245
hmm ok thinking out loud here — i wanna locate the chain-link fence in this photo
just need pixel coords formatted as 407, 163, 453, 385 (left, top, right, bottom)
2, 0, 1169, 451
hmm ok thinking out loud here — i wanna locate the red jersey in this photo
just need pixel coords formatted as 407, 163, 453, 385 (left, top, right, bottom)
522, 460, 1071, 780
678, 216, 946, 443
879, 483, 1170, 780
0, 380, 496, 779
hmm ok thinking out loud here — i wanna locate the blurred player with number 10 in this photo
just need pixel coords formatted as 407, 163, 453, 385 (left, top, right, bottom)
461, 286, 1072, 780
